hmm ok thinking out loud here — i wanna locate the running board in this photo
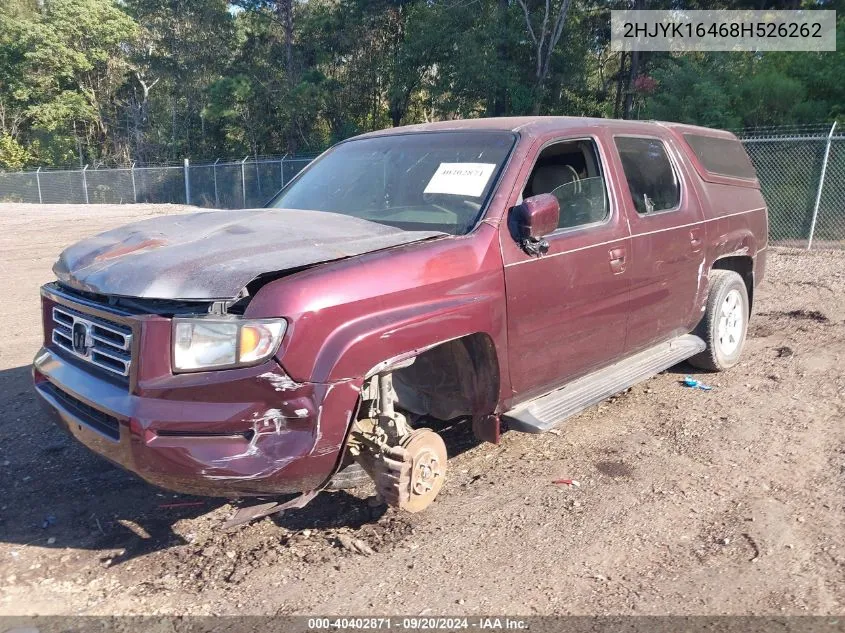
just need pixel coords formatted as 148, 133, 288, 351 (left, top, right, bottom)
503, 334, 706, 434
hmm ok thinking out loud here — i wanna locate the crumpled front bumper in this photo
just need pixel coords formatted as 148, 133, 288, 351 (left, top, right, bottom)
33, 347, 360, 497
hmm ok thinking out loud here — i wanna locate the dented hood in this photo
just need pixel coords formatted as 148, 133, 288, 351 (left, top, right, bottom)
53, 208, 445, 300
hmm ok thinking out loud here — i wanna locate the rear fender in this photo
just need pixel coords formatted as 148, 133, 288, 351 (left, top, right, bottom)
710, 230, 756, 262
691, 225, 759, 318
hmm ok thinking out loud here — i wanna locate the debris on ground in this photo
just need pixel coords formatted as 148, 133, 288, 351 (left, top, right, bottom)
337, 534, 375, 555
552, 478, 580, 487
223, 491, 318, 529
683, 376, 713, 391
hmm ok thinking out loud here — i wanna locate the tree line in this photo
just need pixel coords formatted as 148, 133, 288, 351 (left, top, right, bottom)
0, 0, 842, 170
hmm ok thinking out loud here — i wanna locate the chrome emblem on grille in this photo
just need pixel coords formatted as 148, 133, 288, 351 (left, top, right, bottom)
51, 305, 132, 378
71, 320, 93, 356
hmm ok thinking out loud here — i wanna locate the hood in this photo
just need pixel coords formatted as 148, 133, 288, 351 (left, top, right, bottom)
53, 208, 445, 301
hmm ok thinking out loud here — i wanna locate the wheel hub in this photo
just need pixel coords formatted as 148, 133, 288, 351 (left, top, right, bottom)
717, 288, 744, 356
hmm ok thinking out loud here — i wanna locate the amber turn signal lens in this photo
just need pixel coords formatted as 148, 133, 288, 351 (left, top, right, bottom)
239, 325, 261, 357
238, 322, 285, 363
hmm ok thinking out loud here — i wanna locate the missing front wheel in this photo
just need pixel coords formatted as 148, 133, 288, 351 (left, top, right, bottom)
347, 371, 448, 512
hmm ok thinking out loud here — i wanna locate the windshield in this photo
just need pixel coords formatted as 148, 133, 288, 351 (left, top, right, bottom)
268, 131, 516, 235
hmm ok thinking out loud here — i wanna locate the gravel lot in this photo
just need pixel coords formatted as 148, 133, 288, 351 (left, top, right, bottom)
0, 203, 843, 616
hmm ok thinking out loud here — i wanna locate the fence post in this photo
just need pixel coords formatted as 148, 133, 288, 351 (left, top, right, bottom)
241, 155, 249, 208
280, 153, 288, 188
35, 167, 43, 204
184, 158, 191, 205
81, 165, 89, 204
213, 158, 220, 208
807, 121, 837, 250
131, 162, 137, 202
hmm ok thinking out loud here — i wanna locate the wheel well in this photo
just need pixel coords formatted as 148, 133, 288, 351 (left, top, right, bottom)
391, 333, 500, 422
712, 256, 754, 309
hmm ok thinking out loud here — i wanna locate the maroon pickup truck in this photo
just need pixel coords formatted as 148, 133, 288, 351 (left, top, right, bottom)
33, 117, 767, 521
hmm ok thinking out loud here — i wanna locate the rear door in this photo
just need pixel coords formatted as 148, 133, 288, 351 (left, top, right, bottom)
501, 130, 632, 401
611, 135, 706, 353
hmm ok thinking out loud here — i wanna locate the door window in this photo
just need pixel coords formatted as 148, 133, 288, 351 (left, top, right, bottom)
614, 137, 680, 215
522, 139, 609, 230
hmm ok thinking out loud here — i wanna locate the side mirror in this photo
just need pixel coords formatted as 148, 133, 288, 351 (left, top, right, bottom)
512, 194, 559, 256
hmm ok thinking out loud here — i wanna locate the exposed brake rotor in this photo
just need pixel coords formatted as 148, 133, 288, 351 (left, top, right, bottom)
359, 427, 448, 513
347, 372, 448, 513
397, 428, 447, 513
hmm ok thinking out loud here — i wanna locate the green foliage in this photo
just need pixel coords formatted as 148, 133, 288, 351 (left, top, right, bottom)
642, 55, 744, 129
0, 133, 34, 169
642, 17, 845, 129
0, 0, 842, 168
0, 0, 137, 165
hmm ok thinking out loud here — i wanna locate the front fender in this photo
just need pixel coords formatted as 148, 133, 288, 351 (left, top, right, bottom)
312, 291, 504, 384
245, 226, 510, 399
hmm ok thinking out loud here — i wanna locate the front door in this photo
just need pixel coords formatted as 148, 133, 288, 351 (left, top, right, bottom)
502, 133, 632, 401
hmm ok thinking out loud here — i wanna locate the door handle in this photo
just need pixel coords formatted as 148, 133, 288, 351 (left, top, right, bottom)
608, 247, 627, 274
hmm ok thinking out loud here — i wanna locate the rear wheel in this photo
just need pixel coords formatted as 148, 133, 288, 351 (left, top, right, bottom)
688, 270, 749, 371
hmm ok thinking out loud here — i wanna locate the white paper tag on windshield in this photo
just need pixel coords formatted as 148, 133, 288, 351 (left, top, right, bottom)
424, 163, 496, 197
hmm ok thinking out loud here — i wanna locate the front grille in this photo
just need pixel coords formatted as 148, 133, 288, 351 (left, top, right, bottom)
51, 305, 133, 379
40, 382, 121, 440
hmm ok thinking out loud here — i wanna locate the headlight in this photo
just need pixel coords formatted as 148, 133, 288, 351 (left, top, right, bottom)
172, 318, 286, 372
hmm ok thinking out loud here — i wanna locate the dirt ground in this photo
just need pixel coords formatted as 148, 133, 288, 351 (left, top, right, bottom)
0, 203, 843, 616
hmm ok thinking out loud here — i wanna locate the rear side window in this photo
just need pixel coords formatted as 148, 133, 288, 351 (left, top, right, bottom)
683, 134, 757, 180
614, 137, 680, 215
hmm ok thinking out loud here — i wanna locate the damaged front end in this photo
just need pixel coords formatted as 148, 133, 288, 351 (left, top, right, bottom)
34, 207, 464, 519
221, 365, 453, 528
32, 282, 359, 499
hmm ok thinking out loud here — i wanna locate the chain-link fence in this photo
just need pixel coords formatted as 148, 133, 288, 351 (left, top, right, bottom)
0, 155, 315, 209
738, 123, 844, 249
2, 126, 845, 248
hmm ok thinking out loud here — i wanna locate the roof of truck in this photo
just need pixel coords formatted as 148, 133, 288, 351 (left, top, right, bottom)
358, 116, 737, 141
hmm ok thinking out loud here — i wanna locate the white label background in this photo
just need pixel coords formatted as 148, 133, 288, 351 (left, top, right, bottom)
423, 163, 496, 197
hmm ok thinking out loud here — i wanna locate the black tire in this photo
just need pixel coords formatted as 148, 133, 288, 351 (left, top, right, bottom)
688, 269, 749, 372
326, 462, 371, 490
